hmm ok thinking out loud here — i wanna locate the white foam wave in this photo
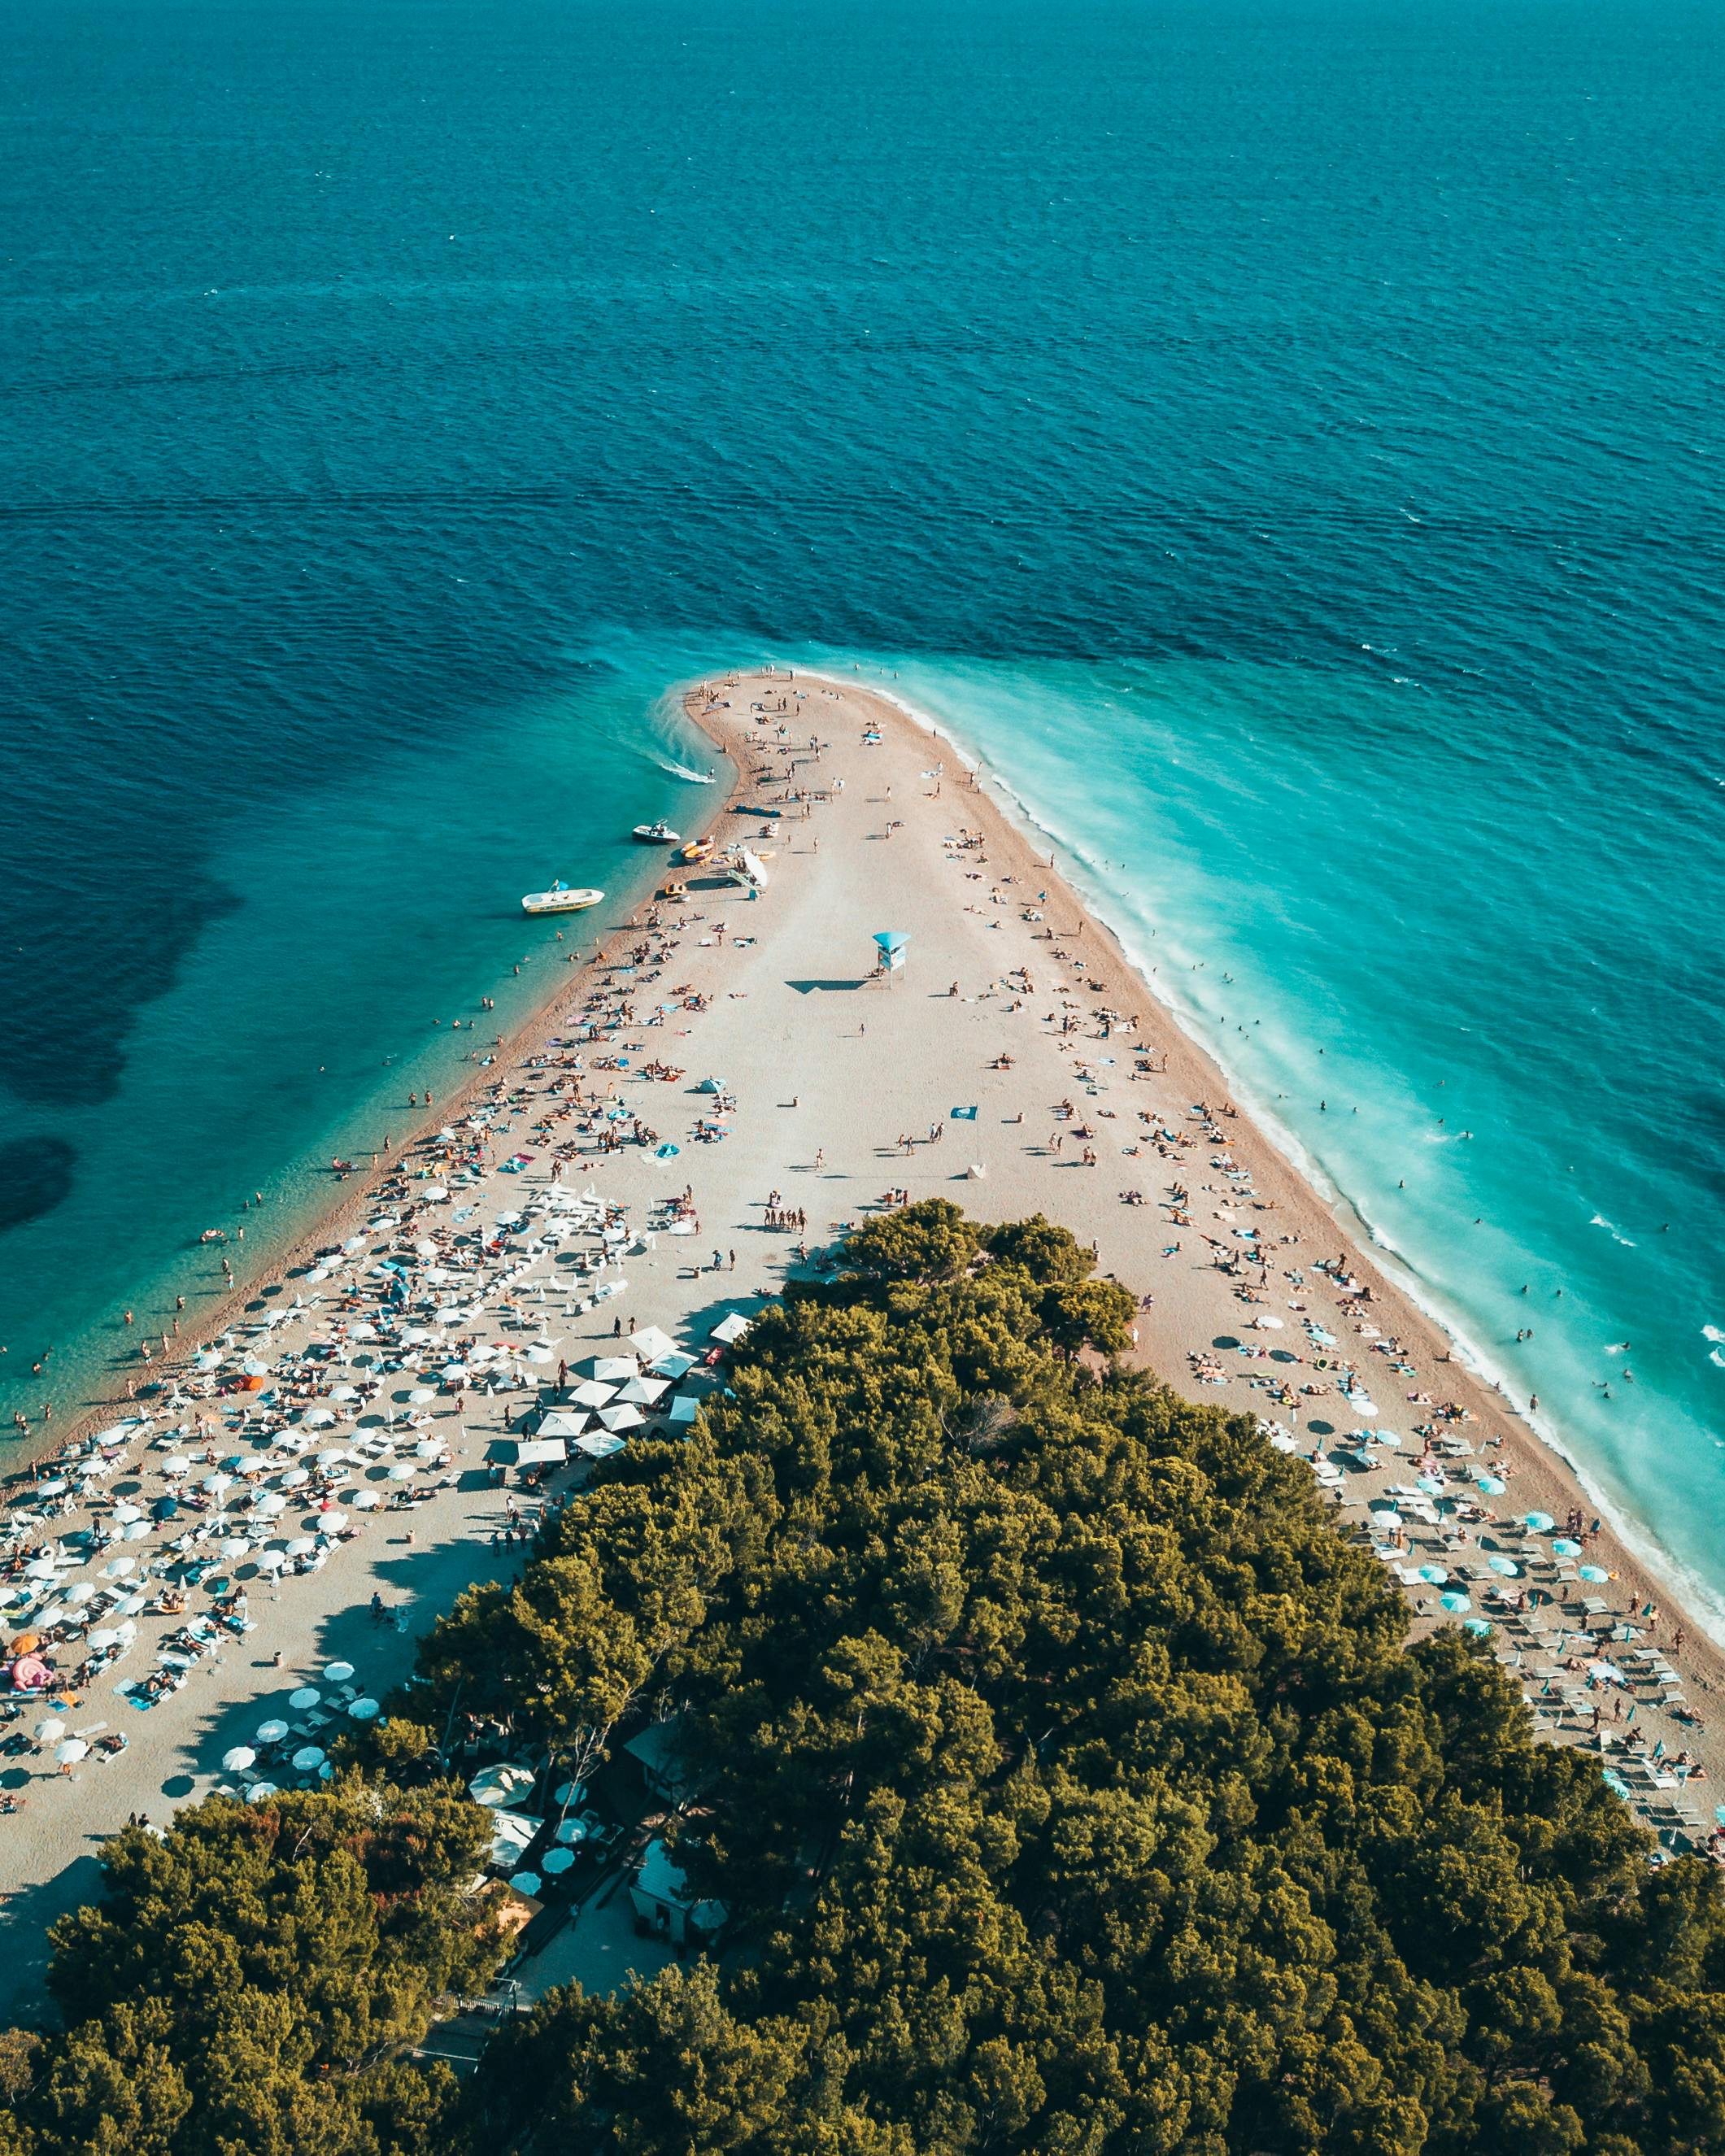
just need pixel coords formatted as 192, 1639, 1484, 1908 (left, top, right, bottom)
807, 660, 1725, 1649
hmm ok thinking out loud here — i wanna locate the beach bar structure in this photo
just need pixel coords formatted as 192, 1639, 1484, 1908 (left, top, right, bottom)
628, 1837, 728, 1949
623, 1714, 699, 1806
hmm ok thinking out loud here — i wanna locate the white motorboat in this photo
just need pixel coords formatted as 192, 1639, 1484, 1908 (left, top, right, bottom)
631, 821, 680, 845
521, 882, 604, 917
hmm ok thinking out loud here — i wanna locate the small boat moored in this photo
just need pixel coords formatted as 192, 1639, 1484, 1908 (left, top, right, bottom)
632, 820, 680, 845
522, 882, 605, 917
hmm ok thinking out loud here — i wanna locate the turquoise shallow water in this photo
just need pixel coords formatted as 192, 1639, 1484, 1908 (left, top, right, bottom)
822, 647, 1725, 1618
4, 0, 1724, 1613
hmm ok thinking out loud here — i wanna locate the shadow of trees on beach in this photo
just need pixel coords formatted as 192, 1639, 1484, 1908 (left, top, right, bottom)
0, 1854, 103, 2026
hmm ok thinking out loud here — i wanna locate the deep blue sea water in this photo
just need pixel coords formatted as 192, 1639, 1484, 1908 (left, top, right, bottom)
6, 1, 1725, 1611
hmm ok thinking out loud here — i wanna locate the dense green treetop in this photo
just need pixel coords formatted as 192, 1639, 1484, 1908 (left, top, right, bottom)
5, 1209, 1723, 2154
0, 1781, 499, 2156
451, 1209, 1725, 2155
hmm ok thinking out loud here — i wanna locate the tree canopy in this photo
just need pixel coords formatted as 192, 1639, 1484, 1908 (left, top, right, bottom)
0, 1781, 501, 2156
4, 1207, 1723, 2155
453, 1207, 1725, 2155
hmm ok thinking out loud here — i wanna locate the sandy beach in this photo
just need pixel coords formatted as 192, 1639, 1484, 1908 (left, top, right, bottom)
0, 664, 1718, 2021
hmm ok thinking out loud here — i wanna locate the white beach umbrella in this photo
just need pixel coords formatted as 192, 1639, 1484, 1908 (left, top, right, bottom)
220, 1536, 248, 1558
330, 1384, 359, 1402
113, 1503, 143, 1524
223, 1745, 257, 1773
616, 1375, 669, 1405
162, 1455, 192, 1477
468, 1762, 536, 1806
246, 1780, 281, 1801
291, 1746, 326, 1771
387, 1461, 416, 1481
315, 1447, 347, 1467
566, 1380, 615, 1409
351, 1489, 380, 1510
257, 1548, 287, 1572
22, 1557, 58, 1581
56, 1738, 89, 1766
440, 1363, 468, 1382
509, 1871, 542, 1897
288, 1687, 320, 1710
347, 1697, 379, 1720
414, 1440, 443, 1461
122, 1518, 152, 1541
256, 1718, 290, 1744
591, 1356, 638, 1383
64, 1582, 97, 1606
280, 1466, 310, 1488
302, 1408, 337, 1429
316, 1510, 347, 1533
324, 1661, 355, 1683
255, 1492, 287, 1518
541, 1845, 575, 1875
599, 1405, 644, 1434
204, 1473, 233, 1497
33, 1718, 65, 1744
408, 1387, 435, 1405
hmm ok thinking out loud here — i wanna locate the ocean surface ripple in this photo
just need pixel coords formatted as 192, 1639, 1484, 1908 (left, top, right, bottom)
4, 0, 1723, 1608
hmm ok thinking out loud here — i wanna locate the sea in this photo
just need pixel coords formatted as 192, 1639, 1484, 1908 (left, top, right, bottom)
6, 0, 1724, 1618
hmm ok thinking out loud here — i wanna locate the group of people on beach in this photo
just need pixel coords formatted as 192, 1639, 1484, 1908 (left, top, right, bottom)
3, 669, 1716, 1895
